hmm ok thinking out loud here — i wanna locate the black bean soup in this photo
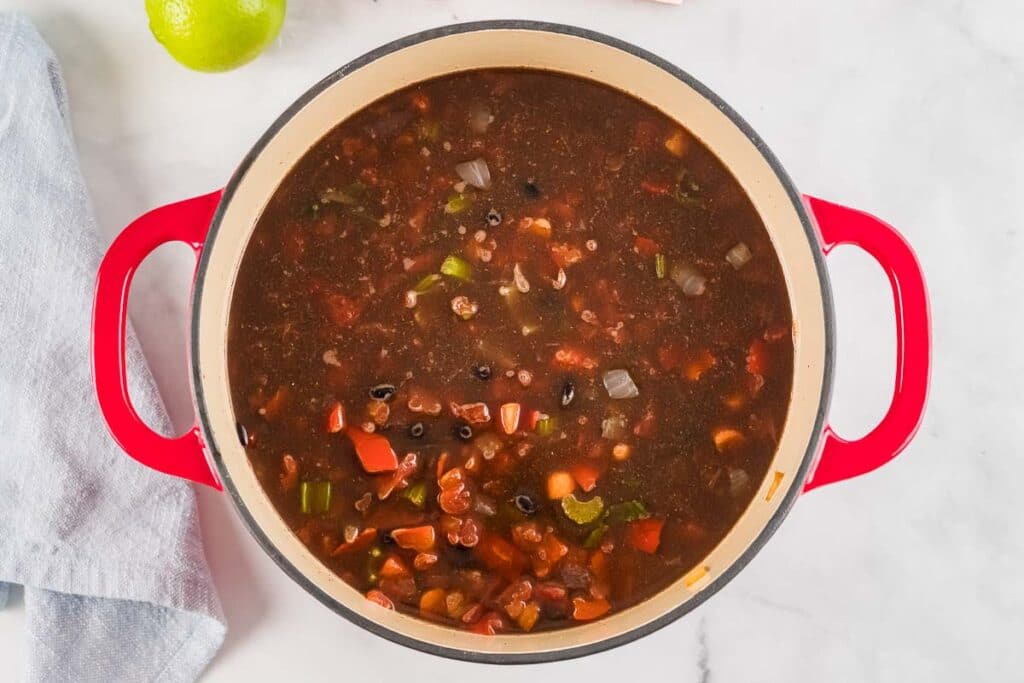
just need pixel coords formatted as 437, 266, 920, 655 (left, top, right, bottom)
228, 69, 793, 634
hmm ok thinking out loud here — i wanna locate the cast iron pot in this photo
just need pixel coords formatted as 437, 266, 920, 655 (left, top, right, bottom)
91, 21, 931, 663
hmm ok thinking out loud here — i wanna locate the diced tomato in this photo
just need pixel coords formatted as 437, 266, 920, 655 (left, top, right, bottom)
626, 518, 664, 554
474, 533, 528, 581
324, 401, 346, 433
379, 555, 411, 579
365, 589, 394, 610
468, 610, 506, 635
746, 338, 769, 376
634, 235, 660, 257
346, 428, 399, 473
390, 525, 436, 553
323, 293, 362, 327
571, 596, 611, 621
569, 462, 601, 493
640, 179, 670, 196
330, 527, 377, 556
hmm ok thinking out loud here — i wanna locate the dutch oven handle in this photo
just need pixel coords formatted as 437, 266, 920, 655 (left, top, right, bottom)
802, 196, 931, 492
92, 190, 224, 489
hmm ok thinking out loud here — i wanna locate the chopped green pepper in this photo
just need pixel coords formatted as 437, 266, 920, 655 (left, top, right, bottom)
583, 524, 609, 549
535, 415, 556, 437
299, 481, 332, 515
413, 273, 442, 293
440, 254, 473, 281
401, 481, 427, 509
561, 493, 605, 524
606, 500, 649, 524
444, 193, 472, 215
655, 253, 666, 279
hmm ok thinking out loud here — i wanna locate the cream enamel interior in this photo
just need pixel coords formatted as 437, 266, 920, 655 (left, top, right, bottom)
194, 27, 828, 657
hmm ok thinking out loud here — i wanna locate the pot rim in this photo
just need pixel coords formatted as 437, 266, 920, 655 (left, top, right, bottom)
191, 19, 835, 664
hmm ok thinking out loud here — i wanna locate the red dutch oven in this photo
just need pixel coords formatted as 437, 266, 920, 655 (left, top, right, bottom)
91, 22, 930, 663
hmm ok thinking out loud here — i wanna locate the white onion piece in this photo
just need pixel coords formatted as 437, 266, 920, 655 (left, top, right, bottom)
601, 412, 629, 439
726, 242, 752, 269
455, 158, 492, 190
670, 262, 707, 297
728, 468, 750, 497
603, 369, 640, 399
513, 262, 530, 293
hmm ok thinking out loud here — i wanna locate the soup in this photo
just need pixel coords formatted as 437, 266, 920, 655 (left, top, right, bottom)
228, 69, 793, 633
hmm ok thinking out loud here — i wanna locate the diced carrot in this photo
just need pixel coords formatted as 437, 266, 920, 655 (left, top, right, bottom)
684, 349, 717, 381
627, 518, 664, 554
419, 587, 447, 616
664, 130, 689, 157
746, 338, 769, 376
474, 533, 528, 581
640, 179, 670, 196
379, 555, 411, 579
546, 471, 576, 500
365, 589, 394, 610
330, 527, 377, 556
346, 427, 399, 473
633, 405, 656, 438
571, 596, 611, 621
280, 454, 299, 492
712, 427, 745, 453
516, 601, 541, 631
390, 525, 436, 553
611, 443, 632, 462
634, 235, 660, 257
325, 401, 346, 433
570, 462, 601, 492
500, 402, 521, 435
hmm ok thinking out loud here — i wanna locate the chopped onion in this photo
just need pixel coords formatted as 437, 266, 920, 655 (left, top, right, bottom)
601, 411, 629, 440
670, 262, 707, 297
468, 103, 492, 134
602, 369, 640, 399
551, 268, 567, 290
726, 242, 752, 269
728, 468, 750, 497
513, 262, 530, 293
455, 158, 491, 190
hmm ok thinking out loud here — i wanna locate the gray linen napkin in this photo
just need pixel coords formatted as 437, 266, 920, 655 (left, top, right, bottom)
0, 13, 225, 682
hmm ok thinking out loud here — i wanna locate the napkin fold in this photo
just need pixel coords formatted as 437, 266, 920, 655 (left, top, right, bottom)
0, 13, 225, 682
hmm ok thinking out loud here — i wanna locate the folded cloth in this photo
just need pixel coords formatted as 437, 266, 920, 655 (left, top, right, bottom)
0, 13, 225, 682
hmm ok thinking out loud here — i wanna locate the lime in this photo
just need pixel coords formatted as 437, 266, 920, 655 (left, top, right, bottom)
145, 0, 286, 73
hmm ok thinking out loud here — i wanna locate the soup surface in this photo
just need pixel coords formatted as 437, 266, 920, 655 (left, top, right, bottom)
228, 69, 793, 634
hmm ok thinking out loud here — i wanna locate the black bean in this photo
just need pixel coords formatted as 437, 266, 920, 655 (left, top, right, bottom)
381, 530, 396, 545
471, 364, 492, 381
235, 422, 250, 448
369, 383, 396, 401
486, 208, 502, 227
409, 422, 425, 438
514, 494, 537, 515
560, 380, 576, 408
523, 179, 541, 198
456, 423, 474, 441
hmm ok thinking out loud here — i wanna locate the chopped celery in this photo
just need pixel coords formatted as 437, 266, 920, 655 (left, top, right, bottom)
655, 253, 666, 279
444, 193, 472, 215
413, 273, 442, 293
561, 493, 605, 525
606, 500, 649, 524
440, 254, 473, 281
401, 481, 427, 508
299, 481, 332, 515
583, 524, 609, 549
535, 416, 556, 437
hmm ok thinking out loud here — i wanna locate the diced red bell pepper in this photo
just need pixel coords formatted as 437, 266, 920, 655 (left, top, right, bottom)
346, 428, 399, 473
626, 518, 664, 554
640, 179, 670, 196
390, 525, 436, 553
330, 527, 377, 557
569, 462, 601, 492
474, 533, 528, 581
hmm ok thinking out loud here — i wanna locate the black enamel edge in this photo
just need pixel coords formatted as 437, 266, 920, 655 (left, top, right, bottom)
190, 19, 836, 665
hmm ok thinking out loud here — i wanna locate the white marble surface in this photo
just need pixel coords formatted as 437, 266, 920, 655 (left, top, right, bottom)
2, 0, 1022, 680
